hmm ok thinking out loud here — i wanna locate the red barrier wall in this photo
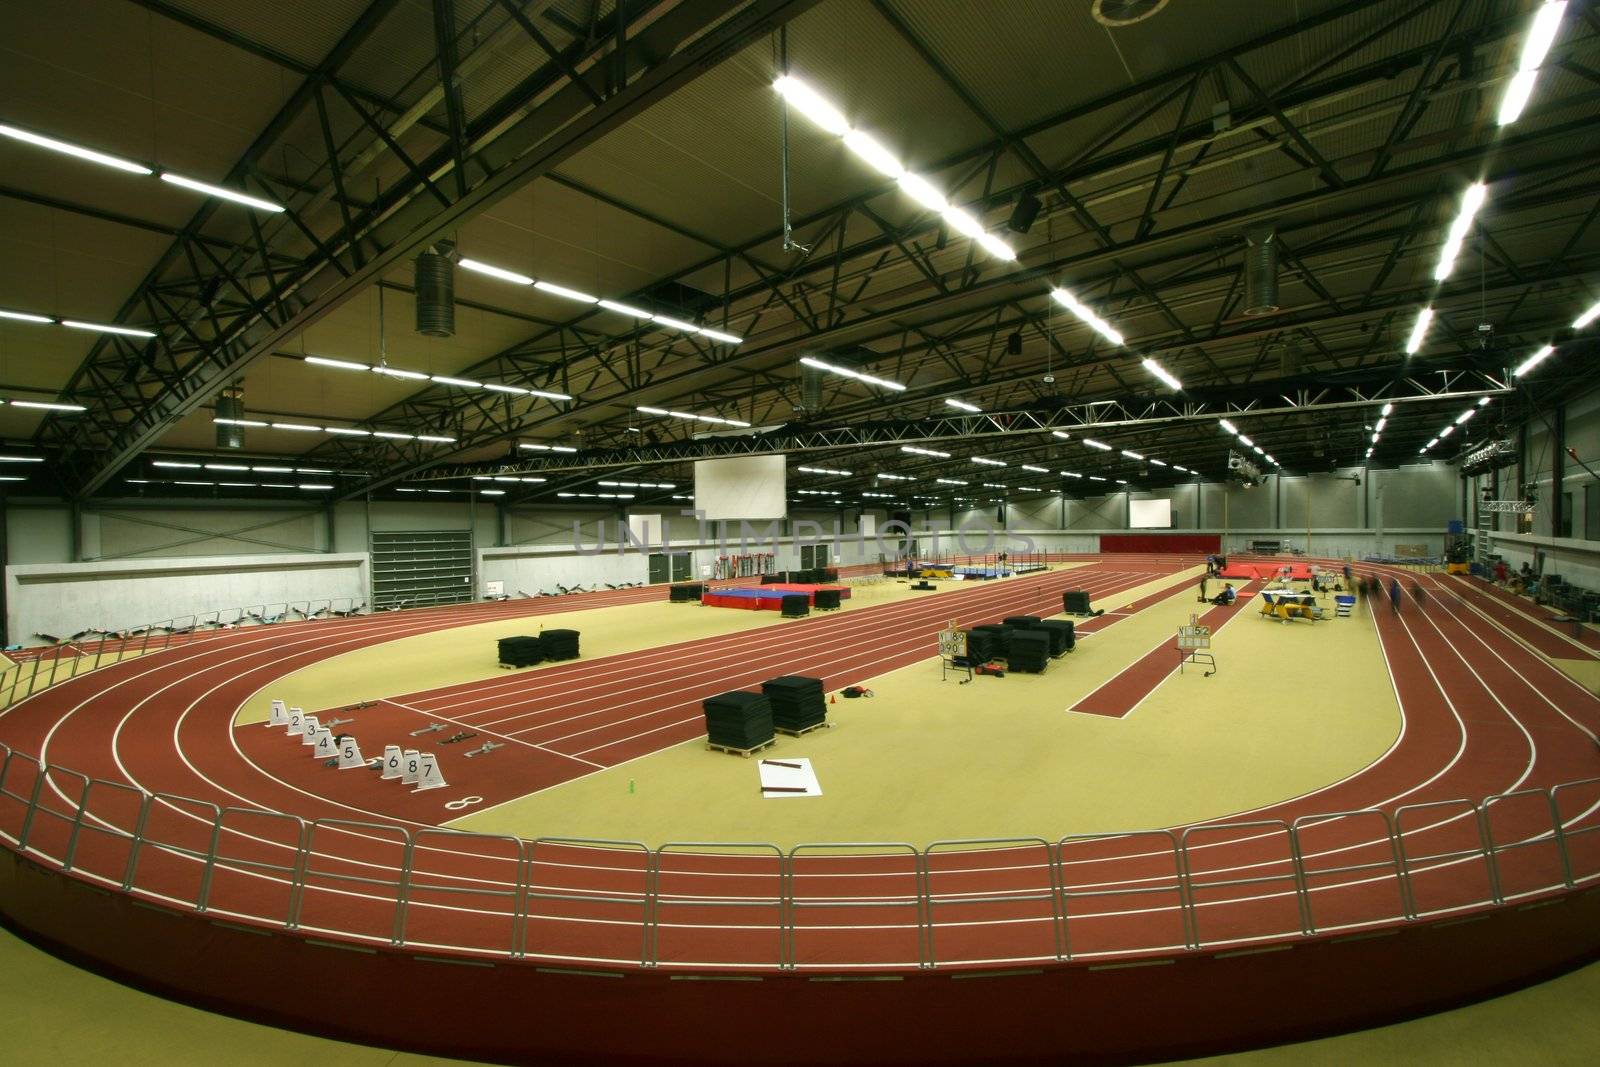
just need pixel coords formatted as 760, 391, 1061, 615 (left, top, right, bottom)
5, 847, 1599, 1066
1100, 533, 1220, 554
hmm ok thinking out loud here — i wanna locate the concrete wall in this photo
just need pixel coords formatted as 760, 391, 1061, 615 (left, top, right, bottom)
6, 553, 368, 644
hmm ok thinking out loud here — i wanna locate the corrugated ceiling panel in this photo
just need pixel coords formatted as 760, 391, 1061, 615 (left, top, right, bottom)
160, 0, 376, 68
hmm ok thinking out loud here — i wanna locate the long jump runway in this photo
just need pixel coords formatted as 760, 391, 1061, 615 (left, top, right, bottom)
3, 559, 1599, 973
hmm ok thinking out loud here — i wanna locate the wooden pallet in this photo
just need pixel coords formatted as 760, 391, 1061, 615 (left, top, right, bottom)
705, 738, 776, 757
775, 721, 831, 738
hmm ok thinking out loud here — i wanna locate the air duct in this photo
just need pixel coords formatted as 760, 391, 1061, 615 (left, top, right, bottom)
1242, 223, 1279, 316
215, 389, 244, 449
415, 242, 456, 337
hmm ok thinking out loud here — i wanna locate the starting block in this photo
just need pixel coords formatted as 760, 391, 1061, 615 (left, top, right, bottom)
379, 745, 404, 779
409, 722, 447, 737
300, 717, 322, 745
286, 708, 307, 736
413, 752, 447, 792
441, 731, 478, 745
311, 728, 336, 759
337, 736, 367, 770
401, 749, 423, 785
464, 740, 504, 759
268, 700, 289, 728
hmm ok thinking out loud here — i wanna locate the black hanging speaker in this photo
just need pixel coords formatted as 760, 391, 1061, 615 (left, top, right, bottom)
1007, 332, 1023, 355
1007, 191, 1042, 234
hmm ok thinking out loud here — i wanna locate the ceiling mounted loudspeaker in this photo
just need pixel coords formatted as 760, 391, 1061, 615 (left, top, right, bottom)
1241, 223, 1280, 317
1007, 191, 1042, 234
215, 390, 245, 449
1007, 332, 1023, 356
1092, 0, 1169, 27
415, 242, 455, 338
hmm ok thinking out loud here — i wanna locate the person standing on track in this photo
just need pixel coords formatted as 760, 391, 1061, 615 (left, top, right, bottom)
1412, 579, 1427, 611
1389, 578, 1402, 615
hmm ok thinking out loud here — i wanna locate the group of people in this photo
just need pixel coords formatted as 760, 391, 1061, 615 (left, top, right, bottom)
1197, 575, 1238, 606
1492, 559, 1536, 594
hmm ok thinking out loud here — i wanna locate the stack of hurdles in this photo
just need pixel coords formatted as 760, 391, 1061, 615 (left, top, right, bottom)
761, 675, 828, 735
703, 690, 776, 752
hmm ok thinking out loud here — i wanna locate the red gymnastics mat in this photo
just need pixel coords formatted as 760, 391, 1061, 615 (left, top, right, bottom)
700, 584, 852, 610
1218, 562, 1314, 581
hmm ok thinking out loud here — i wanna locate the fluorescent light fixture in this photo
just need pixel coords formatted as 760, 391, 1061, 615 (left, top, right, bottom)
901, 445, 950, 457
1426, 438, 1439, 448
972, 456, 1007, 466
976, 232, 1017, 261
797, 465, 851, 475
1432, 183, 1487, 282
698, 327, 743, 345
1219, 419, 1238, 434
1454, 409, 1475, 425
534, 280, 599, 304
305, 355, 368, 371
0, 123, 152, 174
843, 130, 903, 177
416, 434, 456, 443
945, 398, 981, 412
943, 207, 984, 239
0, 309, 53, 324
430, 375, 481, 388
1478, 396, 1491, 406
8, 400, 87, 411
597, 299, 652, 318
374, 366, 429, 381
480, 490, 505, 496
211, 417, 266, 427
1375, 418, 1387, 433
60, 319, 156, 338
1238, 435, 1254, 447
1051, 288, 1124, 346
1142, 358, 1182, 390
773, 75, 850, 136
1255, 444, 1267, 453
1021, 464, 1049, 473
1573, 299, 1600, 330
152, 461, 200, 469
270, 422, 320, 432
204, 463, 249, 471
459, 258, 534, 285
0, 455, 42, 463
635, 405, 749, 428
298, 483, 334, 491
1499, 1, 1567, 125
935, 477, 968, 485
527, 388, 573, 401
1060, 471, 1082, 478
159, 172, 283, 212
981, 482, 1007, 489
1405, 307, 1434, 354
897, 172, 947, 212
1081, 438, 1112, 451
799, 355, 906, 392
1087, 475, 1106, 482
1050, 430, 1071, 440
372, 431, 412, 440
1120, 449, 1144, 460
1513, 343, 1556, 377
482, 382, 527, 395
877, 473, 914, 481
1173, 465, 1190, 473
1439, 425, 1455, 438
1381, 403, 1394, 416
254, 466, 294, 473
519, 443, 578, 453
1149, 458, 1168, 467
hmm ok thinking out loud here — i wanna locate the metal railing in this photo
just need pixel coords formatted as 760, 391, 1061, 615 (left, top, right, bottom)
0, 596, 368, 711
2, 739, 1596, 972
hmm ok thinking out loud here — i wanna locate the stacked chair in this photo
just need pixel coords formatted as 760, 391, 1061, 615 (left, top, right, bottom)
761, 675, 827, 735
540, 628, 581, 661
703, 690, 776, 753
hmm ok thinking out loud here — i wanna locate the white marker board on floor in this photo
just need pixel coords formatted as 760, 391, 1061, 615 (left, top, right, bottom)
758, 757, 822, 798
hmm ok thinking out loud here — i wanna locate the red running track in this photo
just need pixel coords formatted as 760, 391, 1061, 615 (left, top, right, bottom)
2, 556, 1599, 974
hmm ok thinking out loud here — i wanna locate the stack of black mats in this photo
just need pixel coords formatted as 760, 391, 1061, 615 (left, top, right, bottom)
703, 691, 775, 750
781, 594, 811, 618
1033, 619, 1075, 656
761, 675, 826, 733
821, 568, 839, 582
814, 588, 842, 611
761, 573, 787, 585
1008, 630, 1050, 673
540, 628, 581, 661
1003, 615, 1041, 629
963, 628, 997, 664
969, 623, 1009, 658
669, 583, 704, 603
498, 635, 544, 667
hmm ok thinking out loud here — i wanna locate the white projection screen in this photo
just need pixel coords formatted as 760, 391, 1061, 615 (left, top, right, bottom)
1128, 498, 1173, 528
694, 455, 787, 520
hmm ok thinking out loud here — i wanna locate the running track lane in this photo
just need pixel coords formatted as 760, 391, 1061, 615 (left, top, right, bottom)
5, 557, 1600, 971
1069, 585, 1257, 717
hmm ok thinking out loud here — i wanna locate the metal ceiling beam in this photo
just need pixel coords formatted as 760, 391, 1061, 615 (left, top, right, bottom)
42, 0, 821, 498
